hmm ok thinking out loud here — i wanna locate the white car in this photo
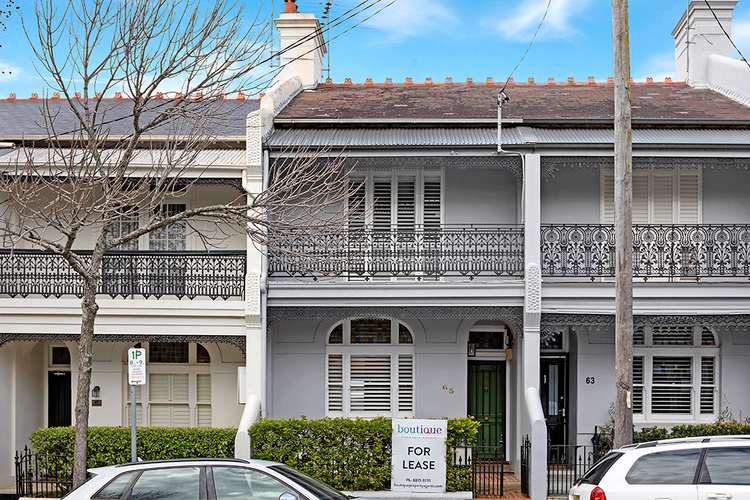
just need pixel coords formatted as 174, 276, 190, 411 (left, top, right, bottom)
62, 458, 352, 500
569, 436, 750, 500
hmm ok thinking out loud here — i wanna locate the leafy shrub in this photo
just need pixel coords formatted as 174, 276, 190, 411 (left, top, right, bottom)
634, 422, 750, 443
249, 417, 479, 492
31, 426, 236, 469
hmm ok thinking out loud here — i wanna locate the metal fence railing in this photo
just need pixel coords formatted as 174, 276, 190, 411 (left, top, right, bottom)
15, 447, 72, 498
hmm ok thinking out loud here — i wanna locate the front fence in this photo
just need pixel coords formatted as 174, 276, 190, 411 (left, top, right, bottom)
453, 443, 504, 498
0, 250, 246, 299
541, 224, 750, 279
15, 447, 72, 498
268, 225, 525, 280
520, 436, 530, 496
547, 444, 607, 496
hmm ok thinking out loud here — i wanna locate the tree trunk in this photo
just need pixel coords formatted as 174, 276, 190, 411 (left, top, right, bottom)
611, 0, 634, 448
72, 278, 99, 487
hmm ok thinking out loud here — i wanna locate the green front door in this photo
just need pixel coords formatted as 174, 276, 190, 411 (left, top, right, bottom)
468, 361, 505, 455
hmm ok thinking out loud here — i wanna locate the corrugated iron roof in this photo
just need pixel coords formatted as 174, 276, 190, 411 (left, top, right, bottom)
267, 127, 750, 148
0, 148, 246, 167
0, 99, 258, 140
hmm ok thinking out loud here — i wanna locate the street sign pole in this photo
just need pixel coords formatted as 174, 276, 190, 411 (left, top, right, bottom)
127, 348, 146, 463
130, 384, 137, 462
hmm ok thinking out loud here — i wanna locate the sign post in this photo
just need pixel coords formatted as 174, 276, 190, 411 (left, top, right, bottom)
127, 348, 146, 463
391, 419, 447, 494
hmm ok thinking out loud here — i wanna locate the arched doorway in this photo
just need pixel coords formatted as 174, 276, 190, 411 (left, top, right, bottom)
466, 322, 509, 456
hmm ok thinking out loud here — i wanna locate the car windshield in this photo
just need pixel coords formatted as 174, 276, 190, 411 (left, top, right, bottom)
269, 465, 350, 500
577, 452, 624, 485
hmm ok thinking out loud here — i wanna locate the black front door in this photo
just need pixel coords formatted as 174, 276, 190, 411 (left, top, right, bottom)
541, 356, 567, 447
468, 361, 505, 456
48, 371, 71, 427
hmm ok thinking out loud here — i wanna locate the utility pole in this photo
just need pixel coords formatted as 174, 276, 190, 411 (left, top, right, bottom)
611, 0, 634, 448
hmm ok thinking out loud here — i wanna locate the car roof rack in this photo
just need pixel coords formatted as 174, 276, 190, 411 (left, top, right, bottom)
635, 435, 750, 449
115, 458, 250, 467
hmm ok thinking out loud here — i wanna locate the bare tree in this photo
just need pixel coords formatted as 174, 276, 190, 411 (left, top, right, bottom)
0, 0, 351, 487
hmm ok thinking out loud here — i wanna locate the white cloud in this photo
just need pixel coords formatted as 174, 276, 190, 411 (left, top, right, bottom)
488, 0, 591, 41
0, 60, 20, 82
356, 0, 457, 42
635, 52, 674, 83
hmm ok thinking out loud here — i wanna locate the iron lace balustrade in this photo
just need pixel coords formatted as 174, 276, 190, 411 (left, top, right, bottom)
541, 224, 750, 279
268, 225, 525, 279
0, 249, 246, 299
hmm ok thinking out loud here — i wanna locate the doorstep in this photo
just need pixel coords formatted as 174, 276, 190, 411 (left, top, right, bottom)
346, 492, 472, 500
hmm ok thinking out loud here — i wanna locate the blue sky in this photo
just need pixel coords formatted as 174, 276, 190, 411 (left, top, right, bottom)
1, 0, 749, 96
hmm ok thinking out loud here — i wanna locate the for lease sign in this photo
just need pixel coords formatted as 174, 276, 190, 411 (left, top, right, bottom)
391, 418, 447, 493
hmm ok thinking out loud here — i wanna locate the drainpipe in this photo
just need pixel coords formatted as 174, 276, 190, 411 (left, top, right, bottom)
260, 149, 270, 416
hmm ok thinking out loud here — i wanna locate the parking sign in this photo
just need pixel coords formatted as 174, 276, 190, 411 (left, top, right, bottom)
127, 348, 146, 385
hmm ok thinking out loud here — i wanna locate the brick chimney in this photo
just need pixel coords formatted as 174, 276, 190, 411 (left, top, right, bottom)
672, 0, 738, 87
274, 1, 327, 87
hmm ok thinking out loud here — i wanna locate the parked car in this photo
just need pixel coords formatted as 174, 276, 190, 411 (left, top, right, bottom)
569, 436, 750, 500
62, 458, 351, 500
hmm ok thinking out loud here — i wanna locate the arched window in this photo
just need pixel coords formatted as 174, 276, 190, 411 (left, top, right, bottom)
326, 318, 414, 418
633, 325, 719, 421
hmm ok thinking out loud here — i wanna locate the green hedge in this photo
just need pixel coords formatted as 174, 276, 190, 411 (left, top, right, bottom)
635, 422, 750, 443
249, 417, 480, 492
31, 426, 236, 468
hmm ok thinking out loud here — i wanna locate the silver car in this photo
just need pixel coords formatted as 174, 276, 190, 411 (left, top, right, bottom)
62, 458, 352, 500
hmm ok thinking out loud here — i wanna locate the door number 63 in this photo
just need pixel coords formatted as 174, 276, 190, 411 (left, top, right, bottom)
585, 377, 596, 385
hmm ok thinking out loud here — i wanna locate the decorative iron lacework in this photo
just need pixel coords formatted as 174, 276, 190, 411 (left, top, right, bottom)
272, 156, 524, 179
0, 250, 246, 300
268, 225, 525, 279
0, 334, 246, 353
541, 224, 750, 279
542, 157, 750, 180
541, 313, 750, 328
268, 306, 524, 336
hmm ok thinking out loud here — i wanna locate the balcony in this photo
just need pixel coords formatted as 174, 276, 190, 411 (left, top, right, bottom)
541, 224, 750, 279
0, 250, 246, 299
268, 225, 525, 280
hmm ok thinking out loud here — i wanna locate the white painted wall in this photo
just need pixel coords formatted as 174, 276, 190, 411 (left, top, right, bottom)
444, 169, 518, 224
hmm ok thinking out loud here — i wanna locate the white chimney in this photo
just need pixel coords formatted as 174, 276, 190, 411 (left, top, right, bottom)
672, 0, 738, 87
274, 0, 327, 88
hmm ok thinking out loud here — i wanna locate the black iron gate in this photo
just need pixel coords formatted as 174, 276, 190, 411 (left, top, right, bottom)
547, 443, 606, 496
520, 436, 530, 496
15, 447, 72, 498
454, 443, 505, 498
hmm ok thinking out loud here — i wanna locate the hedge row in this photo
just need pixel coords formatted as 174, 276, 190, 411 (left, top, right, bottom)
31, 426, 236, 468
635, 422, 750, 443
249, 417, 480, 492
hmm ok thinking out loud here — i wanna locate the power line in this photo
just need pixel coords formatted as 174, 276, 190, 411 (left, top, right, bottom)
704, 0, 750, 70
499, 0, 553, 94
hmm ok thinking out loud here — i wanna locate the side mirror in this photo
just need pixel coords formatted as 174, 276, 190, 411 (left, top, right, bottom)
279, 493, 299, 500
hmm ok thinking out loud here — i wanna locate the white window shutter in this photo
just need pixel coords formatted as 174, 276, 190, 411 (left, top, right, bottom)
632, 173, 650, 224
700, 357, 716, 414
197, 406, 212, 427
423, 177, 442, 231
678, 168, 701, 224
632, 356, 644, 414
398, 354, 414, 413
651, 170, 675, 224
373, 179, 392, 231
149, 374, 171, 401
397, 178, 416, 231
326, 354, 344, 413
197, 374, 211, 402
601, 170, 615, 224
348, 180, 366, 230
349, 355, 391, 413
650, 357, 693, 414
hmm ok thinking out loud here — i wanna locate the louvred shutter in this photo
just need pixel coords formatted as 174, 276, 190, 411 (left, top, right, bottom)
602, 171, 615, 224
349, 355, 391, 413
326, 354, 344, 414
397, 178, 416, 231
651, 357, 692, 414
633, 356, 644, 414
701, 357, 716, 414
651, 170, 675, 224
398, 354, 414, 413
678, 168, 701, 224
632, 173, 650, 224
423, 178, 441, 231
373, 179, 392, 232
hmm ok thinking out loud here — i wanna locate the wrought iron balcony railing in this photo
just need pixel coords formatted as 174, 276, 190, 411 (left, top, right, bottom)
0, 250, 246, 299
541, 224, 750, 279
268, 225, 525, 280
